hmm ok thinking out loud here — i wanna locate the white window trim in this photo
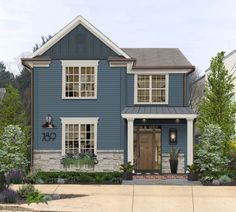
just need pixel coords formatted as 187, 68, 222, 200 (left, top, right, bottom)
134, 74, 169, 105
61, 60, 99, 99
61, 117, 99, 156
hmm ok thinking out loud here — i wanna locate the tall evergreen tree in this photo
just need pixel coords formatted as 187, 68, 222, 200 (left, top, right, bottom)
197, 52, 236, 141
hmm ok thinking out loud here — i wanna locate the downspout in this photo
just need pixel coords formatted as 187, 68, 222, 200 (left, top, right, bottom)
31, 69, 34, 170
183, 74, 186, 106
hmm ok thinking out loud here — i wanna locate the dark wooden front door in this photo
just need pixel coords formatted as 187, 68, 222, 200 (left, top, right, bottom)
137, 132, 155, 170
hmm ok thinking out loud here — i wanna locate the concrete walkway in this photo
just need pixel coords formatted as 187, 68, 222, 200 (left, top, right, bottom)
11, 184, 236, 212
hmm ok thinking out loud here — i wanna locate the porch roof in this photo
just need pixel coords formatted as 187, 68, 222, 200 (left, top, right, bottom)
121, 106, 197, 120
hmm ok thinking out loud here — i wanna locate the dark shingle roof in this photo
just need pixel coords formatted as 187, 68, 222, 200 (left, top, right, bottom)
122, 106, 195, 114
121, 48, 194, 69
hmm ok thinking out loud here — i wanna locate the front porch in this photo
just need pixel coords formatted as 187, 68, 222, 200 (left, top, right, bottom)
122, 106, 197, 174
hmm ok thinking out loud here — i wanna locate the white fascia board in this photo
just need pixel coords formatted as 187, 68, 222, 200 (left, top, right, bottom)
61, 60, 99, 67
127, 68, 192, 74
121, 113, 197, 120
109, 61, 134, 72
30, 16, 130, 59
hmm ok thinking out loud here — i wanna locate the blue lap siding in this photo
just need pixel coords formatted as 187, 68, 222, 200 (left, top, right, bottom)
32, 22, 191, 171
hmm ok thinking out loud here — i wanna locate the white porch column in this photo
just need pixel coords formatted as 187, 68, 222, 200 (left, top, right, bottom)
127, 117, 134, 164
187, 118, 194, 165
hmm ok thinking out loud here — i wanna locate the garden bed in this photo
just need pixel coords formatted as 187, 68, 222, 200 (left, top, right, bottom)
35, 171, 123, 184
0, 193, 87, 205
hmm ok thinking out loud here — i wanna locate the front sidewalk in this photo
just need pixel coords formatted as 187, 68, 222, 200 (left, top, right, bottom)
7, 184, 236, 212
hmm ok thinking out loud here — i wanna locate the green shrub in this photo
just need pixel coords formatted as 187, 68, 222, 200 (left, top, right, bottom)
26, 190, 47, 205
24, 170, 38, 184
102, 173, 113, 182
79, 174, 94, 183
219, 175, 232, 183
120, 162, 134, 172
36, 171, 122, 184
18, 184, 35, 199
0, 125, 29, 173
195, 124, 230, 183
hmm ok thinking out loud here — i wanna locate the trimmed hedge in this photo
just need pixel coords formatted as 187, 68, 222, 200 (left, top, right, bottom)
36, 171, 122, 184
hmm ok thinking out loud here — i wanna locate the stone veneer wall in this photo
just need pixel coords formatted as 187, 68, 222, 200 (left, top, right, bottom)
161, 153, 185, 173
33, 150, 124, 172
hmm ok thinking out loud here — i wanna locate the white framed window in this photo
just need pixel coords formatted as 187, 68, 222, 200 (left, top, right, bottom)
61, 117, 99, 156
61, 60, 99, 99
134, 74, 169, 104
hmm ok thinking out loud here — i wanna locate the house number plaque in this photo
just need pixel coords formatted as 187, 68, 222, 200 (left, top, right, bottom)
42, 132, 56, 142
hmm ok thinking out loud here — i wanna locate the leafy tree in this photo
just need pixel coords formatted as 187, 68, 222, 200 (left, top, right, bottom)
197, 52, 236, 141
195, 124, 229, 183
0, 125, 29, 173
0, 85, 27, 135
15, 68, 31, 124
0, 61, 15, 88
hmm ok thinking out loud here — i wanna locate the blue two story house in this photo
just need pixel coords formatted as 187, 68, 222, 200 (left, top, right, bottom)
22, 16, 196, 173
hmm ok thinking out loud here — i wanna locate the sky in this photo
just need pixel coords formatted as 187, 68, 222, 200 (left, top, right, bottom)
0, 0, 236, 75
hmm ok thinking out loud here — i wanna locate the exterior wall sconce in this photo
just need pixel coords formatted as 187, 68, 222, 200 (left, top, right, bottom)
169, 128, 177, 144
42, 114, 55, 128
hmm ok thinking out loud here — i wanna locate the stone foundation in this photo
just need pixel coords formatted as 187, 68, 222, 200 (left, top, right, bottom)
161, 153, 185, 173
33, 150, 124, 172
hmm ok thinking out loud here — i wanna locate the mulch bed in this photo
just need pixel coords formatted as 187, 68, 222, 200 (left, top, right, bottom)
202, 181, 236, 186
8, 194, 87, 205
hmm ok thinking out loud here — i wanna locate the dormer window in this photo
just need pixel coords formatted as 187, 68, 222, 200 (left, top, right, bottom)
61, 60, 98, 99
135, 74, 169, 104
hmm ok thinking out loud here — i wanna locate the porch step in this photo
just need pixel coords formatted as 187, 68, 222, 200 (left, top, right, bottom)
133, 174, 187, 180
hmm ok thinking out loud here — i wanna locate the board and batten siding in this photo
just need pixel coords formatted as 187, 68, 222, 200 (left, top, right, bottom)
33, 60, 127, 151
42, 25, 118, 59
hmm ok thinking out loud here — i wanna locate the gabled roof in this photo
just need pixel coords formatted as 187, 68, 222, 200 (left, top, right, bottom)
30, 16, 131, 59
121, 48, 194, 69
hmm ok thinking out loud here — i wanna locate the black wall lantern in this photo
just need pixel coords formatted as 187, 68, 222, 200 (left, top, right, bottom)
42, 114, 55, 128
169, 128, 177, 144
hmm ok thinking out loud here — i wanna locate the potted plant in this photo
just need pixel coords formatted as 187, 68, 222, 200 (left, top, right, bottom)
169, 147, 180, 174
120, 162, 134, 180
187, 163, 199, 181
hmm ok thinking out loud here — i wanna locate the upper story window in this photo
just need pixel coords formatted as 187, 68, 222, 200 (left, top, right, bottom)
61, 60, 99, 99
135, 74, 169, 104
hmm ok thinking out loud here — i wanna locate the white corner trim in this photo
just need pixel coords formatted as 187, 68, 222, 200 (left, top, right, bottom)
134, 73, 169, 105
61, 117, 99, 156
187, 118, 194, 165
121, 113, 197, 119
61, 60, 98, 100
30, 16, 130, 59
